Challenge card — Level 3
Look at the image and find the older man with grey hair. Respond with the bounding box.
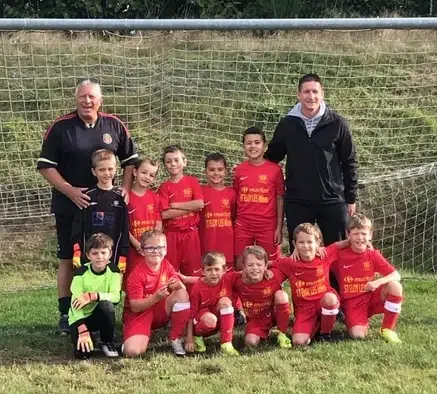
[37,79,138,333]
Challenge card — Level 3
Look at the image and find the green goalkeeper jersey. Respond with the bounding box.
[68,263,121,326]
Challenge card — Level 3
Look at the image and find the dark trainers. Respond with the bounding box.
[57,314,70,335]
[234,310,246,327]
[102,342,119,358]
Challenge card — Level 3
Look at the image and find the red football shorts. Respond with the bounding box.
[193,308,219,337]
[123,298,169,340]
[165,228,202,276]
[245,310,275,339]
[292,289,340,337]
[234,221,279,259]
[342,288,385,329]
[123,247,144,291]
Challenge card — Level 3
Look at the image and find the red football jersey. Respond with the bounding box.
[189,272,237,319]
[231,269,285,319]
[124,259,179,314]
[233,160,284,228]
[199,185,236,262]
[273,245,338,305]
[331,248,395,301]
[158,175,203,231]
[128,189,161,241]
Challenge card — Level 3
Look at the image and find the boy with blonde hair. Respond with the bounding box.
[331,214,403,343]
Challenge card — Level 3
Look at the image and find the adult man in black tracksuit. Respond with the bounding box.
[265,73,358,250]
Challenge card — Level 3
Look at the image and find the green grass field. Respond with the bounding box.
[0,273,436,394]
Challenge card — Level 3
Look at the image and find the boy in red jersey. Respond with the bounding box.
[126,158,162,281]
[122,230,190,357]
[233,127,284,269]
[184,251,239,356]
[158,145,204,279]
[199,153,236,271]
[331,214,403,343]
[234,246,291,349]
[274,223,344,346]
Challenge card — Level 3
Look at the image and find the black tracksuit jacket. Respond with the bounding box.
[264,107,358,205]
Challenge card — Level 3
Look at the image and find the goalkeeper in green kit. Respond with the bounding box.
[68,233,121,359]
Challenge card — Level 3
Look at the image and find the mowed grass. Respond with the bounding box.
[0,277,436,394]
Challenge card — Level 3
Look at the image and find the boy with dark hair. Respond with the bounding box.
[68,233,121,359]
[233,127,284,268]
[158,145,204,280]
[71,149,129,273]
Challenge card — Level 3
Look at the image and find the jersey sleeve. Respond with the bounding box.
[274,165,285,196]
[229,188,237,219]
[272,257,291,277]
[325,244,339,265]
[190,177,203,200]
[189,284,201,320]
[158,183,170,211]
[153,193,162,222]
[69,275,87,322]
[114,118,138,168]
[98,269,122,303]
[126,270,145,301]
[372,250,396,276]
[271,268,287,285]
[232,167,240,193]
[36,122,61,170]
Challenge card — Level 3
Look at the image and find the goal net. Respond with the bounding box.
[1,29,437,281]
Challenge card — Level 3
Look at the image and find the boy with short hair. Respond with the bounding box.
[71,149,129,273]
[122,230,190,357]
[68,233,121,359]
[184,251,239,356]
[331,214,403,343]
[235,246,291,349]
[158,145,204,278]
[233,127,284,268]
[274,223,343,346]
[199,152,236,271]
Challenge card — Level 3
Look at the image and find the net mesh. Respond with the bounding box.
[1,29,437,283]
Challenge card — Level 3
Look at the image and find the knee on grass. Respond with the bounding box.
[122,336,149,358]
[292,334,310,347]
[349,326,367,340]
[245,334,261,347]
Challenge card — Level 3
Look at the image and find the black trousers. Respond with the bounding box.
[70,300,115,358]
[285,201,347,291]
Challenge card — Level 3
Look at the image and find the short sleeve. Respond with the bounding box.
[36,122,61,169]
[126,270,144,301]
[274,165,285,196]
[190,177,203,200]
[153,193,162,222]
[189,285,201,319]
[372,250,396,276]
[158,182,170,210]
[114,118,138,168]
[325,244,339,265]
[271,268,286,286]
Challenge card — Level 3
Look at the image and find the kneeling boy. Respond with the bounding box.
[68,233,121,359]
[122,230,190,357]
[331,214,403,343]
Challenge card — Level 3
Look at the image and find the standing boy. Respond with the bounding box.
[158,145,204,277]
[71,149,129,273]
[233,127,284,269]
[122,230,190,357]
[331,214,403,343]
[68,233,121,359]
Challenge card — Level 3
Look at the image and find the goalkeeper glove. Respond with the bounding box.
[118,256,127,273]
[77,324,94,353]
[72,243,82,268]
[72,292,99,310]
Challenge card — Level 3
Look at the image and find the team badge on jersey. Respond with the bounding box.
[363,261,371,271]
[316,266,323,276]
[258,174,268,184]
[148,204,154,212]
[219,288,228,298]
[221,198,230,209]
[262,287,272,296]
[112,200,119,207]
[160,274,167,283]
[183,188,192,198]
[102,133,112,144]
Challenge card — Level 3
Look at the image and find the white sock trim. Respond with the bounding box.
[172,302,190,312]
[321,307,339,316]
[220,306,234,315]
[384,300,402,313]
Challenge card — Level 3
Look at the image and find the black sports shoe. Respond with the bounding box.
[102,342,119,358]
[336,309,345,324]
[57,314,70,335]
[234,309,246,327]
[318,333,334,342]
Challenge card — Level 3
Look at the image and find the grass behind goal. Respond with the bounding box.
[1,30,437,276]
